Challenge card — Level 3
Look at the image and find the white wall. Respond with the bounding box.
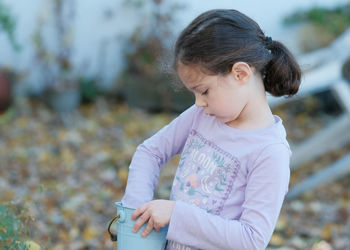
[1,0,143,93]
[0,0,348,94]
[175,0,349,54]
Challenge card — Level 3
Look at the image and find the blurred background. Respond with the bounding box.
[1,0,350,249]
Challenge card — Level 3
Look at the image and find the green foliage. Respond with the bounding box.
[79,77,100,104]
[284,4,350,37]
[0,0,19,50]
[0,203,29,249]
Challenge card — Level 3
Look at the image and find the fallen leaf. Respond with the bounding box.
[118,168,129,188]
[24,240,41,250]
[83,226,98,241]
[311,240,333,250]
[269,233,285,246]
[321,224,333,241]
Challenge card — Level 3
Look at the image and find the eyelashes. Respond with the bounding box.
[201,89,208,95]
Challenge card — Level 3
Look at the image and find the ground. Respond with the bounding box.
[0,95,350,249]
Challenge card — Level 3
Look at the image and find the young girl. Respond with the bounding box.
[121,9,301,250]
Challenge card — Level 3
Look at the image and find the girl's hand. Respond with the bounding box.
[131,199,175,237]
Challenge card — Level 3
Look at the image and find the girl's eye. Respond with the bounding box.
[201,89,208,95]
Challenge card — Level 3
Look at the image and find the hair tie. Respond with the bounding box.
[265,36,273,47]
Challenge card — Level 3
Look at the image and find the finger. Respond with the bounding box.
[142,217,154,237]
[132,211,150,233]
[153,220,161,233]
[132,204,147,220]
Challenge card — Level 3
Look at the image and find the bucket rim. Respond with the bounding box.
[114,201,135,210]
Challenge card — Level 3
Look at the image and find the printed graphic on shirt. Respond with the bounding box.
[170,129,241,215]
[166,240,198,250]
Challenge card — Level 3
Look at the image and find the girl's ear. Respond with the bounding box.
[231,62,252,83]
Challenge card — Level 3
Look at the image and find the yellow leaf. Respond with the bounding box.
[69,227,79,240]
[51,244,65,250]
[59,229,70,242]
[269,233,285,246]
[275,217,288,231]
[118,168,129,187]
[83,226,98,241]
[321,224,333,241]
[24,240,41,250]
[15,117,28,129]
[62,208,74,220]
[0,189,14,202]
[101,114,115,126]
[38,150,52,163]
[61,147,75,165]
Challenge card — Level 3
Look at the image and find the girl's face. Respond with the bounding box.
[177,63,250,126]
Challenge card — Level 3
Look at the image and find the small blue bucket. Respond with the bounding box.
[108,202,168,250]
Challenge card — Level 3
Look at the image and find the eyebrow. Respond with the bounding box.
[190,84,203,91]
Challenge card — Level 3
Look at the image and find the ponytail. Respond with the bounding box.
[263,40,301,97]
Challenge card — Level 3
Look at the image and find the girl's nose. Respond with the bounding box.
[195,93,207,107]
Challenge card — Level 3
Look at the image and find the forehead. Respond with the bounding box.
[177,63,207,85]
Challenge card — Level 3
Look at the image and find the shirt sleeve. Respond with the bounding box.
[121,105,199,209]
[166,143,291,250]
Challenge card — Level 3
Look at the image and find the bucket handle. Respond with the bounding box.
[108,214,120,242]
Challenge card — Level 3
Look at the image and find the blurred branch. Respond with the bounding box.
[116,0,193,113]
[32,0,77,92]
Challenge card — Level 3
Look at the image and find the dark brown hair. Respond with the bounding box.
[173,9,301,97]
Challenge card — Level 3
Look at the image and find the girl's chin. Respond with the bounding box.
[215,116,229,122]
[208,113,234,123]
[217,117,235,124]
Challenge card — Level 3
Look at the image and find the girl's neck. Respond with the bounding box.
[226,82,274,130]
[226,105,274,130]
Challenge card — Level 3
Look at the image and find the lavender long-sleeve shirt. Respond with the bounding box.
[121,105,291,250]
